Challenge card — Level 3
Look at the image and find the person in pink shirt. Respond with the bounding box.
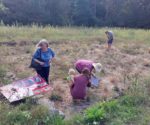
[70,68,91,100]
[75,59,102,88]
[75,59,102,74]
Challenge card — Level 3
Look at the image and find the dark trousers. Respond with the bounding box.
[36,66,50,84]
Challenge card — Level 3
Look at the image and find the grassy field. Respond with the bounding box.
[66,79,150,125]
[0,25,150,44]
[0,26,150,125]
[1,75,150,125]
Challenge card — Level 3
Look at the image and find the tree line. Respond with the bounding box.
[0,0,150,28]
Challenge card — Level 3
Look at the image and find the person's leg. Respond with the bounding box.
[36,69,44,78]
[43,67,50,84]
[108,43,111,50]
[36,68,48,83]
[107,39,113,51]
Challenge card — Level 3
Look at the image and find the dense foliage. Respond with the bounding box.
[0,0,150,28]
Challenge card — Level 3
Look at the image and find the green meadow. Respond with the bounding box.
[0,25,150,44]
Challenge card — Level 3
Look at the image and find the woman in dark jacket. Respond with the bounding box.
[33,39,55,84]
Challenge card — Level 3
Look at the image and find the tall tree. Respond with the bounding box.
[0,0,150,28]
[73,0,96,26]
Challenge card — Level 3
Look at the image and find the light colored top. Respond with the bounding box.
[107,31,113,40]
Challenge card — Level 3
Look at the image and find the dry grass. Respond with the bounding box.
[0,25,150,44]
[0,26,150,117]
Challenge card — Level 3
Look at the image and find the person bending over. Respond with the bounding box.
[75,59,101,75]
[105,31,114,51]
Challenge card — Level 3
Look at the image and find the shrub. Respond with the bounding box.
[0,101,64,125]
[50,93,63,102]
[64,115,85,125]
[0,66,7,84]
[6,110,31,125]
[0,67,6,78]
[83,97,140,125]
[84,100,118,124]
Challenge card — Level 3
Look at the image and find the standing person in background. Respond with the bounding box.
[105,31,114,51]
[32,39,55,84]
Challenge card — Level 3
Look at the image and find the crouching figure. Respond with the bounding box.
[70,68,91,100]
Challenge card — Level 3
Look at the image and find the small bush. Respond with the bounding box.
[50,93,63,102]
[0,66,7,84]
[84,100,118,124]
[0,67,6,78]
[0,100,64,125]
[83,97,140,125]
[64,115,85,125]
[7,110,31,125]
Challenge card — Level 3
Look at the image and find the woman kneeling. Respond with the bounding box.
[70,68,91,100]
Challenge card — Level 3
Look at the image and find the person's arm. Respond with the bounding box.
[87,75,91,87]
[106,34,109,39]
[70,77,75,88]
[70,75,74,83]
[34,59,44,65]
[33,49,44,65]
[51,58,55,62]
[87,81,91,87]
[49,48,55,63]
[91,71,96,78]
[51,49,55,58]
